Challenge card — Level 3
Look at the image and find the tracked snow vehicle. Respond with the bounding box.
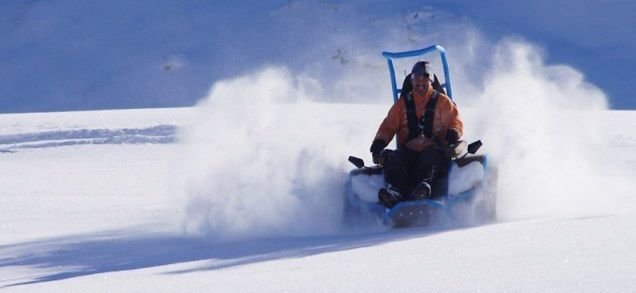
[345,45,497,228]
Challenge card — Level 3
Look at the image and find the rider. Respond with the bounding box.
[370,61,463,208]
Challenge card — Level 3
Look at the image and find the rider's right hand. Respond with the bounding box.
[370,139,387,165]
[372,152,385,165]
[370,139,387,154]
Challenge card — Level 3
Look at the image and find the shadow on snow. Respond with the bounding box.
[0,226,440,287]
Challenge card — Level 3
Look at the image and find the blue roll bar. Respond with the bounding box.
[382,45,453,102]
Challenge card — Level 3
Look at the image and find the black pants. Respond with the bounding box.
[383,147,450,198]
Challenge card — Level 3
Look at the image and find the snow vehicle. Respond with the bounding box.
[344,45,497,228]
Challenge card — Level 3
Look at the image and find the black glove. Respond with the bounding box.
[445,128,459,145]
[369,139,387,154]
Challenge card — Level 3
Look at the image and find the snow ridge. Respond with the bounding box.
[0,124,177,152]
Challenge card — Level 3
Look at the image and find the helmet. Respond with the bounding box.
[411,61,432,77]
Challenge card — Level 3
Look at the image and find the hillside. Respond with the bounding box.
[1,101,634,291]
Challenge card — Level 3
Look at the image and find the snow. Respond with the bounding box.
[1,1,634,112]
[447,161,485,196]
[351,173,383,203]
[1,98,635,291]
[1,1,635,291]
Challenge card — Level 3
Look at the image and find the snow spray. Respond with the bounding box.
[177,30,633,239]
[177,67,350,242]
[465,39,633,220]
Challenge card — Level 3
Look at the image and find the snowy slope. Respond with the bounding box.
[2,6,635,289]
[1,0,634,112]
[1,98,635,291]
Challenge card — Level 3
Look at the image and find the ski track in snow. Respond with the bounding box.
[0,124,178,152]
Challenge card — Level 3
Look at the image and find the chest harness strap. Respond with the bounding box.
[405,90,439,140]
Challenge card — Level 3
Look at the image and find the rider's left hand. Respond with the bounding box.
[445,128,459,145]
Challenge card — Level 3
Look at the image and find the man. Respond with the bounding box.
[370,61,463,208]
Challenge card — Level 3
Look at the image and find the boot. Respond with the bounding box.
[410,181,432,200]
[378,187,403,208]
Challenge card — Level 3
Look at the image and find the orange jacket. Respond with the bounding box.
[374,85,463,152]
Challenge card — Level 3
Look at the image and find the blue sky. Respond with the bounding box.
[0,0,634,113]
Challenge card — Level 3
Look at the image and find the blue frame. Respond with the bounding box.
[382,44,453,102]
[384,156,489,225]
[344,156,489,227]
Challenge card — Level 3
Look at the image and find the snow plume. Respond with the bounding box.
[178,67,348,242]
[469,39,632,220]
